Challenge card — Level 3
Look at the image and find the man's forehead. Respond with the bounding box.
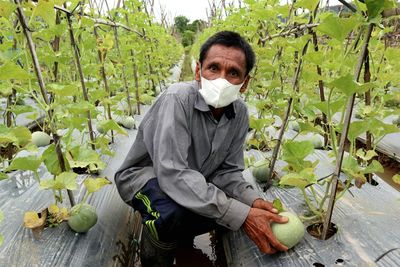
[203,44,246,67]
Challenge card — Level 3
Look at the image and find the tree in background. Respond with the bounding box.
[174,16,206,47]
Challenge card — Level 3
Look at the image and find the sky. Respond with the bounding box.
[151,0,342,23]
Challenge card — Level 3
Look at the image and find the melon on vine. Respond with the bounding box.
[251,159,271,183]
[32,131,51,147]
[271,211,305,249]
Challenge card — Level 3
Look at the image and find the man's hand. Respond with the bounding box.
[243,206,288,254]
[252,198,278,213]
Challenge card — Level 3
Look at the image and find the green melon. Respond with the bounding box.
[31,131,51,147]
[310,135,323,149]
[289,121,300,132]
[392,116,400,127]
[96,123,106,134]
[251,160,271,183]
[271,211,305,249]
[121,116,135,129]
[68,203,98,233]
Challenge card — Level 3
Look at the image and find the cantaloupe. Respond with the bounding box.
[392,116,400,127]
[32,131,51,147]
[121,116,135,129]
[96,123,106,134]
[251,160,271,183]
[271,211,305,249]
[310,135,323,149]
[289,121,300,132]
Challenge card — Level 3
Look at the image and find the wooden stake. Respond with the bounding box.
[322,23,374,240]
[15,0,75,207]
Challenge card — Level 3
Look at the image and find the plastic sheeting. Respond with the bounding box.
[0,105,156,266]
[223,149,400,267]
[332,111,400,162]
[0,125,141,266]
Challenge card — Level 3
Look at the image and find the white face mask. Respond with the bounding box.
[199,76,244,108]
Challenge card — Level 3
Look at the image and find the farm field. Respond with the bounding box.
[1,0,400,266]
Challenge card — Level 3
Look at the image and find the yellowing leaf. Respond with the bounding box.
[40,172,77,191]
[60,207,69,219]
[84,177,111,194]
[0,1,16,17]
[392,174,400,185]
[48,204,59,215]
[24,211,46,229]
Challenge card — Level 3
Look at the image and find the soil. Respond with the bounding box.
[307,222,338,240]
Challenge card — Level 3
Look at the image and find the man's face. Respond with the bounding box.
[195,44,249,92]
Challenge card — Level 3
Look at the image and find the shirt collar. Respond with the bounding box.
[194,81,236,120]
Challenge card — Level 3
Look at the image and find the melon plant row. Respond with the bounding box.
[192,0,400,237]
[0,0,183,240]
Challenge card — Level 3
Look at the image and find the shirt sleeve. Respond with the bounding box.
[209,107,261,206]
[142,93,250,231]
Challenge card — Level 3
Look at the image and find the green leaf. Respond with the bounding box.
[83,177,111,194]
[6,156,41,172]
[280,168,317,189]
[40,171,77,191]
[328,74,358,97]
[32,0,55,27]
[296,0,319,11]
[0,172,8,180]
[364,160,384,174]
[0,62,31,80]
[0,1,16,17]
[365,0,384,20]
[317,14,358,42]
[48,83,79,97]
[273,199,284,213]
[348,121,369,141]
[282,140,314,162]
[12,127,32,148]
[42,144,70,175]
[393,174,400,185]
[356,149,377,161]
[67,146,106,171]
[9,105,35,116]
[98,120,128,136]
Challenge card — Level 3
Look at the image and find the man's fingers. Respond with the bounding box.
[269,213,289,224]
[266,232,288,252]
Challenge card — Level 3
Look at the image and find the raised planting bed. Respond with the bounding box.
[223,149,400,267]
[0,117,145,267]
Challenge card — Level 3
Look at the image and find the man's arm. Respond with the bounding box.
[209,105,289,254]
[143,92,250,230]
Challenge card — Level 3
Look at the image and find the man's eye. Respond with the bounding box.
[209,66,217,71]
[230,70,239,77]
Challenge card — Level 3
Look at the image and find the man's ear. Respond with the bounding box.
[195,61,201,82]
[239,75,251,93]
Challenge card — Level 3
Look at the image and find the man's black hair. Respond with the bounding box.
[199,31,256,75]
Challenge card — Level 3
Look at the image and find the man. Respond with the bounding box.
[114,31,288,267]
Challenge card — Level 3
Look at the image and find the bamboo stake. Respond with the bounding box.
[15,0,75,207]
[104,2,134,117]
[64,4,96,150]
[53,5,146,39]
[363,52,373,183]
[93,26,115,143]
[322,23,374,240]
[268,40,311,182]
[124,11,141,115]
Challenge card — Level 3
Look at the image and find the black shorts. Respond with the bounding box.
[130,177,220,243]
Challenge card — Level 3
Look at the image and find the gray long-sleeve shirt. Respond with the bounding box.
[114,80,261,230]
